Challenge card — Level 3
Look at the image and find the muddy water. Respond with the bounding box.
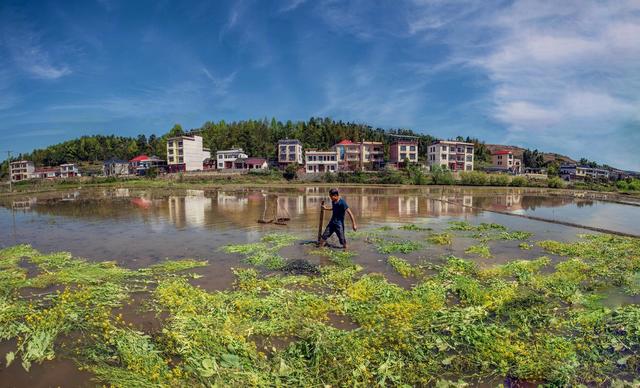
[0,186,639,387]
[2,186,639,262]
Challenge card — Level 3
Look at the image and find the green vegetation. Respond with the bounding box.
[427,232,453,245]
[398,223,431,231]
[2,231,640,386]
[448,221,532,242]
[222,233,298,270]
[465,244,492,258]
[617,178,640,192]
[387,256,423,278]
[371,238,423,254]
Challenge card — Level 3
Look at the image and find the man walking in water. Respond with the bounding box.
[318,188,357,250]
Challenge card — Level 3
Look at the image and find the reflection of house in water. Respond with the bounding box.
[397,196,419,216]
[278,195,304,215]
[425,194,475,217]
[168,191,212,228]
[61,191,80,201]
[113,188,131,198]
[12,197,38,211]
[216,192,248,210]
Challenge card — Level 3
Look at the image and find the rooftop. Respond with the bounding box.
[130,155,149,162]
[492,150,512,155]
[245,157,267,165]
[335,139,354,145]
[278,139,302,145]
[433,140,475,146]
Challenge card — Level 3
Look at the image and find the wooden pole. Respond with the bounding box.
[317,200,325,242]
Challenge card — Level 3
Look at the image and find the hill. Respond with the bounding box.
[1,117,618,178]
[485,144,576,165]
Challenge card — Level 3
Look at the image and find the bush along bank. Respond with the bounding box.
[4,168,639,196]
[1,223,639,386]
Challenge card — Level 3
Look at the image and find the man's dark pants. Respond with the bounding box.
[321,222,346,246]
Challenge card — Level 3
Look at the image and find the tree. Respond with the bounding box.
[167,124,184,137]
[523,149,545,168]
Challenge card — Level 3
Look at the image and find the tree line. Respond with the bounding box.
[2,117,548,176]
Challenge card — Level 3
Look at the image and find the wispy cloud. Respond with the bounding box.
[402,0,640,169]
[201,67,237,96]
[278,0,308,13]
[1,8,72,80]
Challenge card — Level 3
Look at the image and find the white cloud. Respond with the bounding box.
[1,10,72,80]
[279,0,308,13]
[424,0,640,169]
[201,67,237,96]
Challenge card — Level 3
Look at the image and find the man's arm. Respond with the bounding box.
[346,208,357,231]
[323,205,333,211]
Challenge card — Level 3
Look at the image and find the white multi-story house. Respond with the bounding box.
[389,140,419,166]
[278,139,303,168]
[216,148,248,170]
[305,150,339,174]
[59,163,79,178]
[9,160,35,182]
[332,140,384,171]
[103,158,130,176]
[166,135,211,172]
[560,164,610,181]
[427,140,474,172]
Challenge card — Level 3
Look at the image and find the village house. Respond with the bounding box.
[166,135,211,172]
[233,157,268,170]
[34,167,59,179]
[103,158,130,177]
[560,164,610,181]
[9,160,35,182]
[216,148,248,170]
[490,150,522,174]
[305,150,339,174]
[59,163,79,178]
[389,140,419,167]
[129,155,166,176]
[426,140,474,172]
[332,140,384,171]
[278,139,303,168]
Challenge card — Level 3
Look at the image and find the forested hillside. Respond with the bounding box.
[2,117,584,176]
[8,118,441,167]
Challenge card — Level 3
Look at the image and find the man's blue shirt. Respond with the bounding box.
[330,198,349,225]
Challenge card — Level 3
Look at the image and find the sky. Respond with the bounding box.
[0,0,639,170]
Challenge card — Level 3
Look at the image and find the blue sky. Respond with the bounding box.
[1,0,639,170]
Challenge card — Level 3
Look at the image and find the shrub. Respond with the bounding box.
[460,171,488,186]
[489,174,510,186]
[430,165,454,185]
[510,176,528,187]
[379,169,404,185]
[283,163,299,180]
[547,177,565,189]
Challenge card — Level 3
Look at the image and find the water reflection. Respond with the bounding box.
[0,186,634,235]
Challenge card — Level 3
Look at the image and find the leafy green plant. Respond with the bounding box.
[465,244,492,258]
[427,232,453,245]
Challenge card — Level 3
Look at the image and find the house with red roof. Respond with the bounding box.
[129,155,167,176]
[491,150,522,174]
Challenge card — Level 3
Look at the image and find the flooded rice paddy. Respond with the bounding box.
[0,186,639,386]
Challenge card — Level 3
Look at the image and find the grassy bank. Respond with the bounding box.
[2,170,639,202]
[1,221,639,386]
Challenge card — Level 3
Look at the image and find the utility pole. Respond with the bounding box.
[6,151,11,192]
